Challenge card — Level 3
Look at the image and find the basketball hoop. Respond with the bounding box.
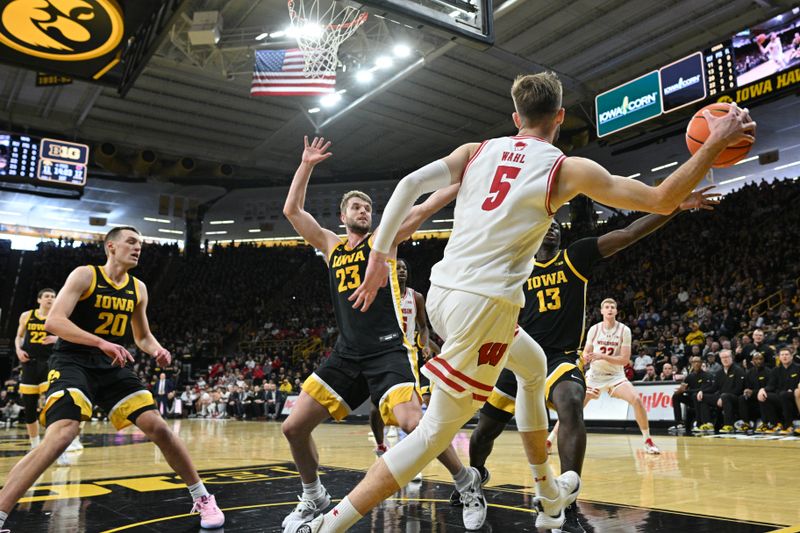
[287,0,368,79]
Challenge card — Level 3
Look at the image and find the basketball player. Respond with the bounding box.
[281,137,465,530]
[370,258,430,457]
[757,32,787,71]
[463,187,716,531]
[15,288,83,465]
[0,227,224,531]
[286,72,753,533]
[15,289,58,449]
[574,299,658,451]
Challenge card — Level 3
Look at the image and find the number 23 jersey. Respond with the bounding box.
[328,235,405,358]
[54,265,139,368]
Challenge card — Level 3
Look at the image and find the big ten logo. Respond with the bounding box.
[638,391,672,412]
[48,143,83,160]
[0,0,124,61]
[477,342,508,367]
[47,369,61,384]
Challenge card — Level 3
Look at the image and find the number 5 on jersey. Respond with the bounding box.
[482,166,521,211]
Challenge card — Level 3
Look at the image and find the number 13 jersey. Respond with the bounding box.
[430,136,565,307]
[518,238,602,354]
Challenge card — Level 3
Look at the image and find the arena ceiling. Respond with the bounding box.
[0,0,798,241]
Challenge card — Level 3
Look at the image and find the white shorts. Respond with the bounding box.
[585,369,628,393]
[423,285,518,406]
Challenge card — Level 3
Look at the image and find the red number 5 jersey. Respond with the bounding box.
[430,136,565,307]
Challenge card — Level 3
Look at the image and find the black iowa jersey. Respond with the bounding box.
[518,238,602,354]
[22,309,53,360]
[328,234,405,358]
[54,265,139,368]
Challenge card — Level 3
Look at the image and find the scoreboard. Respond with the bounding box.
[0,133,89,187]
[703,41,736,98]
[595,7,799,137]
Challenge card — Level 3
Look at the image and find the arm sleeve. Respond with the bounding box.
[371,160,453,254]
[565,238,602,278]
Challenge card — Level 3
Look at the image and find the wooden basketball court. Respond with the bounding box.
[1,420,797,531]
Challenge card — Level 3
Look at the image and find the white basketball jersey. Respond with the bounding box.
[430,136,565,306]
[399,287,417,344]
[586,321,632,374]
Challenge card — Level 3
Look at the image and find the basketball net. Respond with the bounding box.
[287,0,367,79]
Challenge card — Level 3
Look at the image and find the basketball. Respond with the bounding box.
[755,33,767,45]
[686,102,754,168]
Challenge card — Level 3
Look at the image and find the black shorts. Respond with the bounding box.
[20,358,50,396]
[303,347,418,425]
[41,354,156,430]
[481,351,586,423]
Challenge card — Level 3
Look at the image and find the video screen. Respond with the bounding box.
[733,7,800,87]
[0,135,8,176]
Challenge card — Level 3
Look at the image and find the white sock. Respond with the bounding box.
[0,510,7,527]
[642,429,650,440]
[188,481,210,500]
[302,478,324,499]
[323,496,362,531]
[453,465,471,492]
[531,461,558,500]
[30,435,41,448]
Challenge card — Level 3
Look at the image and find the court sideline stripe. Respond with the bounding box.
[99,498,534,532]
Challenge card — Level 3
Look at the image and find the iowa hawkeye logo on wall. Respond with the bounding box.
[0,0,123,71]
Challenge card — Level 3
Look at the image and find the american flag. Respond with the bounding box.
[250,49,336,97]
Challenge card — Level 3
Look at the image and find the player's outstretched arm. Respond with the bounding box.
[283,136,342,257]
[131,280,170,367]
[14,311,31,362]
[551,104,754,215]
[45,266,133,366]
[596,185,719,257]
[393,183,460,245]
[351,143,477,311]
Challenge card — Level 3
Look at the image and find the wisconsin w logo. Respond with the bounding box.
[0,0,123,61]
[477,342,508,367]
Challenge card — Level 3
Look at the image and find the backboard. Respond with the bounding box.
[359,0,493,48]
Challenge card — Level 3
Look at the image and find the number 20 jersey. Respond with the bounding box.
[54,265,139,368]
[430,136,565,307]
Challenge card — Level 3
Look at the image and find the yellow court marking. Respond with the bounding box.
[100,498,534,532]
[770,526,800,533]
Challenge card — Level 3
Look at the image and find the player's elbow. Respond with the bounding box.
[650,194,676,215]
[44,316,63,335]
[282,203,299,219]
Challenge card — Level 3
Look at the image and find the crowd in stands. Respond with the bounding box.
[3,178,800,430]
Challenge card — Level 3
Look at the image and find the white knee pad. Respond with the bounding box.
[505,330,548,432]
[383,388,475,486]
